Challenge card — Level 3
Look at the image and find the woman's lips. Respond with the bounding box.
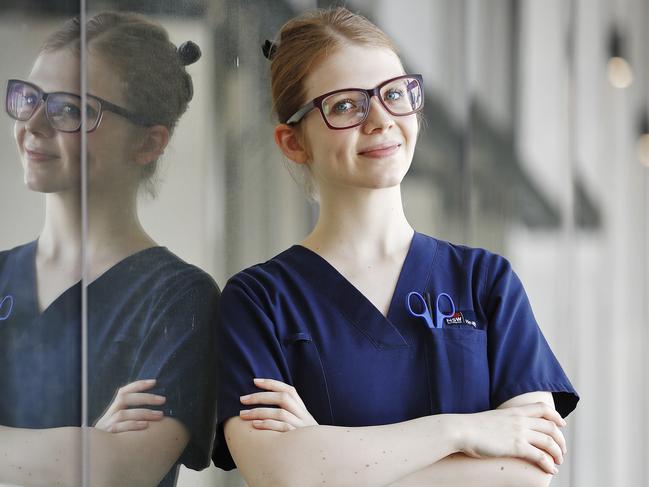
[358,143,401,158]
[25,149,58,161]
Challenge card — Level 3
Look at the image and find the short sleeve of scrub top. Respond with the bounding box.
[212,233,579,470]
[119,273,219,470]
[482,254,577,415]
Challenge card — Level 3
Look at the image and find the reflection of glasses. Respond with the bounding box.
[286,74,424,130]
[5,79,152,133]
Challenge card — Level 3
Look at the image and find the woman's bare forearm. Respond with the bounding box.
[226,414,463,487]
[0,419,188,487]
[0,425,82,486]
[386,453,554,487]
[228,397,566,487]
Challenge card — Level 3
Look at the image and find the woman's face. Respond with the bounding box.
[14,48,143,195]
[299,45,419,194]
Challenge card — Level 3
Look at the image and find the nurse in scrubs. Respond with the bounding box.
[210,7,579,487]
[0,12,217,487]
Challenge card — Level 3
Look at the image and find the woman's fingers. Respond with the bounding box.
[112,408,164,423]
[253,378,307,408]
[97,408,164,433]
[527,430,564,465]
[251,419,295,432]
[116,379,157,394]
[240,391,301,417]
[240,407,301,427]
[252,378,293,392]
[112,392,166,409]
[519,402,566,427]
[95,379,166,434]
[529,417,567,454]
[106,420,150,434]
[240,379,319,430]
[517,442,558,475]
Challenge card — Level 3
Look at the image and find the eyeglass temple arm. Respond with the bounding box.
[99,98,152,127]
[286,101,315,125]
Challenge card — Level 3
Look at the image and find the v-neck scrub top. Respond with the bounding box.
[0,241,219,486]
[212,232,579,469]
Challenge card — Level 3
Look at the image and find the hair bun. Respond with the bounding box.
[262,39,278,60]
[178,40,201,66]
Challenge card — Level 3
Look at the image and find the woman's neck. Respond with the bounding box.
[302,184,414,260]
[39,189,155,272]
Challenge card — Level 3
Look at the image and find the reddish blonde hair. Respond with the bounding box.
[269,7,398,124]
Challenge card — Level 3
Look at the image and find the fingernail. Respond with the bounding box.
[137,421,149,428]
[553,467,559,474]
[146,379,156,384]
[253,378,264,383]
[239,409,250,416]
[252,420,263,426]
[156,396,166,403]
[240,395,250,401]
[153,410,163,416]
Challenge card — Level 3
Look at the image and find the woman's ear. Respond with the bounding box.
[135,125,170,166]
[274,124,309,164]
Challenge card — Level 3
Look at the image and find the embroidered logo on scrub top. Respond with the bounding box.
[0,295,14,320]
[444,311,477,328]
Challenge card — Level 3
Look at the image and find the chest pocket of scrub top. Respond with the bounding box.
[427,321,490,414]
[282,332,333,425]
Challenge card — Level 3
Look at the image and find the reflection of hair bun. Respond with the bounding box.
[177,41,201,66]
[262,39,278,60]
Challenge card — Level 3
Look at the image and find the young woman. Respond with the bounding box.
[0,12,217,487]
[211,7,578,487]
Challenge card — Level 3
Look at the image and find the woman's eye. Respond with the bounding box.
[384,89,404,101]
[24,94,38,106]
[62,104,81,118]
[333,100,355,113]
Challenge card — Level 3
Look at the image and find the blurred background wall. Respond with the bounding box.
[0,0,647,486]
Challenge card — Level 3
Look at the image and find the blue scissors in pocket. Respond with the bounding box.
[405,291,456,329]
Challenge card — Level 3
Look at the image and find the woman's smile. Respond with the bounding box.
[24,146,59,162]
[357,141,402,158]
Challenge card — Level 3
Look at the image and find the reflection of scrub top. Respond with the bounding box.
[0,241,219,487]
[212,232,579,469]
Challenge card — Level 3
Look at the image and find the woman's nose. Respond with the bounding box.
[362,96,394,133]
[24,101,54,136]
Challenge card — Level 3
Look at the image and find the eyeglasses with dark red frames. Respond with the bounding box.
[5,79,153,133]
[285,74,424,130]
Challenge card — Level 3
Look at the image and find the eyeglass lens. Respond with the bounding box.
[321,76,422,129]
[7,81,101,132]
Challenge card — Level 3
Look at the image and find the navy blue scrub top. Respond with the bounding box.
[0,241,219,487]
[213,232,579,470]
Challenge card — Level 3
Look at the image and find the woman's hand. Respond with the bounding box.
[456,402,567,475]
[239,378,318,432]
[94,379,166,433]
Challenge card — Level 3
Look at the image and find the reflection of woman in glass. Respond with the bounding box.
[0,12,217,487]
[212,7,578,486]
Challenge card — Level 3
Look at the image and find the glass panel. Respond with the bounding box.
[0,1,83,485]
[81,3,222,486]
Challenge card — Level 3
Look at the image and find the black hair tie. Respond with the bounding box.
[262,39,278,60]
[178,40,202,66]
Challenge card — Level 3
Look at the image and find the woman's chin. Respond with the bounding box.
[360,171,407,190]
[24,176,76,194]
